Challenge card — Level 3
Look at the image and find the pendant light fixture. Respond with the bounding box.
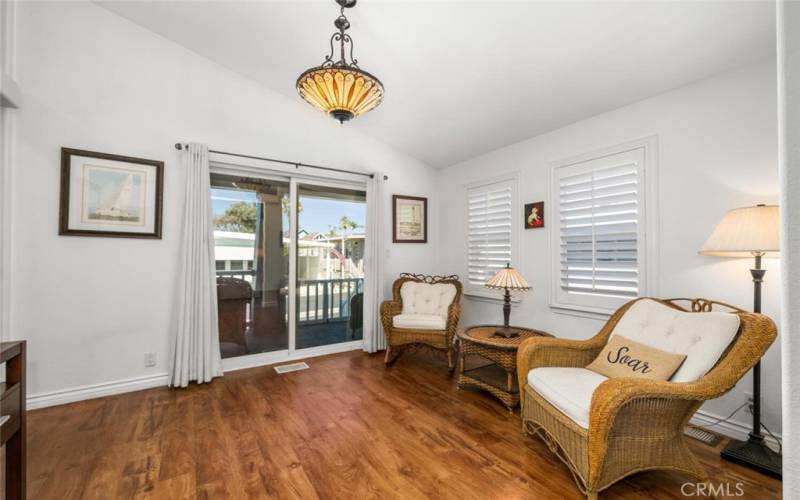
[296,0,384,123]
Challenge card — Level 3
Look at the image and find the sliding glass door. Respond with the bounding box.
[211,173,290,359]
[210,172,366,360]
[296,183,366,349]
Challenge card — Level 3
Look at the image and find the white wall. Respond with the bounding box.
[779,0,800,491]
[437,60,782,436]
[1,0,19,344]
[11,1,439,400]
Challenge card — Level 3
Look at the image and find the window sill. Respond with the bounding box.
[549,302,613,321]
[464,289,523,304]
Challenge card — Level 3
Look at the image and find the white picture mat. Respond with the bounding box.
[67,155,157,233]
[395,198,425,240]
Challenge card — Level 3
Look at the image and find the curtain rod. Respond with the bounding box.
[174,143,387,180]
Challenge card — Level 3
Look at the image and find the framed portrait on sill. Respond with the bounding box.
[392,195,427,243]
[59,148,164,238]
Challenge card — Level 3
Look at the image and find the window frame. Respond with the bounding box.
[464,172,520,300]
[549,137,659,317]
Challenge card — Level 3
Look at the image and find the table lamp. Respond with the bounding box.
[699,203,781,478]
[484,263,531,338]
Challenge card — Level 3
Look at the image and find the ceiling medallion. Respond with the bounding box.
[296,0,384,123]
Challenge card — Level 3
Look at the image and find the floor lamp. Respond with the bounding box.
[699,204,781,478]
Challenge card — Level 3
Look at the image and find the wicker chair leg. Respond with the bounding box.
[586,491,598,500]
[384,346,392,365]
[447,347,455,373]
[384,345,402,366]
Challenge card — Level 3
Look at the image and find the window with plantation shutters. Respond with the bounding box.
[466,176,517,296]
[551,143,654,315]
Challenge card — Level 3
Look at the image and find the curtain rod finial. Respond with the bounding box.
[174,143,184,150]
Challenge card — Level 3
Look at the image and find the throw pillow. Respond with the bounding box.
[587,335,687,381]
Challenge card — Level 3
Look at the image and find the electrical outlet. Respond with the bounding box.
[144,352,157,367]
[745,392,755,414]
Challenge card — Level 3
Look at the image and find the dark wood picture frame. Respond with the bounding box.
[524,201,545,229]
[392,195,428,243]
[59,148,164,239]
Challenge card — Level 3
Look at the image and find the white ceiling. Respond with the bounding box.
[98,1,776,168]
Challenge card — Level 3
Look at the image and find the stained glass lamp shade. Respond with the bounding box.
[297,67,384,123]
[484,264,531,338]
[296,0,384,123]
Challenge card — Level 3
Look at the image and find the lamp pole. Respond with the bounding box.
[502,288,512,329]
[750,253,765,443]
[719,252,781,478]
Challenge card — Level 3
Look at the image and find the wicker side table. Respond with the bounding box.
[456,325,552,413]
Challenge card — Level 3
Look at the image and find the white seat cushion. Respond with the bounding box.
[400,282,457,318]
[527,367,608,429]
[611,299,740,382]
[392,313,446,330]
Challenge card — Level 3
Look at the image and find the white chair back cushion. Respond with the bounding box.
[611,299,740,383]
[400,282,457,318]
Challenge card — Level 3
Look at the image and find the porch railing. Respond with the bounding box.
[298,278,363,323]
[215,271,362,324]
[216,269,256,283]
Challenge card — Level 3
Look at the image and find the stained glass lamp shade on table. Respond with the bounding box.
[484,264,531,338]
[699,203,781,478]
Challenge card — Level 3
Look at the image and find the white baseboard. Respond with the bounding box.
[690,410,781,452]
[27,372,169,410]
[27,341,365,410]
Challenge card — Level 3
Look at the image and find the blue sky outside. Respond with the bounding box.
[211,188,365,235]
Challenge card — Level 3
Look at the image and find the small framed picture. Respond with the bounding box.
[59,148,164,238]
[392,195,427,243]
[524,201,544,229]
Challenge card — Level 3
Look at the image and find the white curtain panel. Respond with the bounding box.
[363,173,386,353]
[170,143,223,387]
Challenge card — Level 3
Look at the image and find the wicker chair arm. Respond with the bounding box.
[589,378,717,430]
[380,300,402,315]
[516,336,605,396]
[446,301,461,329]
[593,377,720,406]
[586,377,722,482]
[380,300,402,338]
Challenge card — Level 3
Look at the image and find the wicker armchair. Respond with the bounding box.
[517,297,777,499]
[380,273,462,370]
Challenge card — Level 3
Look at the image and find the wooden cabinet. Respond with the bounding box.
[1,341,26,500]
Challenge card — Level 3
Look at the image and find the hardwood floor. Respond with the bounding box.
[28,350,782,499]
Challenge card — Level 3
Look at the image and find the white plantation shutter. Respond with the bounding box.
[467,178,516,291]
[552,145,650,313]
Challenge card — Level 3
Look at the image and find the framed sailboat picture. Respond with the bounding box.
[59,148,164,238]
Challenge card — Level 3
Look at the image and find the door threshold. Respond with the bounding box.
[221,340,363,372]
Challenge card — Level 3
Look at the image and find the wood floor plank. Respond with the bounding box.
[27,350,782,499]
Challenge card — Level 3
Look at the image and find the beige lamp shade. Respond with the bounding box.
[485,264,531,290]
[699,204,780,257]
